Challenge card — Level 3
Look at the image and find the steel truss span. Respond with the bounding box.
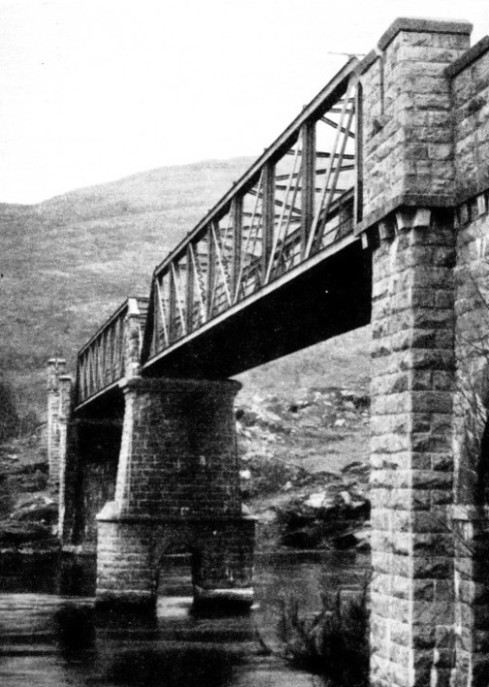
[76,59,369,410]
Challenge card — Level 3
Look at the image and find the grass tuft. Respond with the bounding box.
[277,583,369,686]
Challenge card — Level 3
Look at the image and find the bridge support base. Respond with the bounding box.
[94,376,255,612]
[95,510,255,611]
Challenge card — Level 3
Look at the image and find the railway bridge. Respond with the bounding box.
[47,18,489,687]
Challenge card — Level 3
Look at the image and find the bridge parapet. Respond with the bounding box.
[76,296,148,409]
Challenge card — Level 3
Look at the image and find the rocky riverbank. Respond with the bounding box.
[0,433,59,551]
[0,386,370,554]
[237,387,370,552]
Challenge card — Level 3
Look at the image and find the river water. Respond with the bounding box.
[0,551,368,687]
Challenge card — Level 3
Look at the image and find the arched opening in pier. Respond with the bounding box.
[156,539,195,614]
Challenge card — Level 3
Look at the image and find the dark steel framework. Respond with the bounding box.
[76,58,364,409]
[77,297,148,407]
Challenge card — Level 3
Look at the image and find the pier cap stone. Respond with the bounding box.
[97,500,122,521]
[445,34,489,77]
[47,357,66,366]
[378,17,473,51]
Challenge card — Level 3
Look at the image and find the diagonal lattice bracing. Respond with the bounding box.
[76,58,362,407]
[141,60,361,368]
[76,297,148,407]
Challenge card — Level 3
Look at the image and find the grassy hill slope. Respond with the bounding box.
[0,157,370,418]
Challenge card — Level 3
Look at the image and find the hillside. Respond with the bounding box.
[0,157,371,553]
[0,156,370,418]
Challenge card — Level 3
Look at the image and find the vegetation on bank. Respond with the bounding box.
[273,583,369,686]
[0,379,19,444]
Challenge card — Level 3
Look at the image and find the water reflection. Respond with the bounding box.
[54,606,96,660]
[0,551,368,687]
[104,647,237,687]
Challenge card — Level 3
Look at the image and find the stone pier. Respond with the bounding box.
[368,208,456,687]
[46,358,72,490]
[357,17,474,687]
[96,377,255,610]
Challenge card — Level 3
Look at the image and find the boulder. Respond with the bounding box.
[10,496,58,525]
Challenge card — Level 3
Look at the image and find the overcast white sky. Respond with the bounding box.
[0,0,488,204]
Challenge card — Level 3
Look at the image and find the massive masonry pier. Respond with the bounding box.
[47,17,489,687]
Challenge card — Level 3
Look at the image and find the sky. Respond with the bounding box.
[0,0,488,204]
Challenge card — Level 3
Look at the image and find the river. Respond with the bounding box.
[0,551,368,687]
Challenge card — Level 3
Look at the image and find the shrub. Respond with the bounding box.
[0,379,18,442]
[277,584,369,686]
[18,409,40,438]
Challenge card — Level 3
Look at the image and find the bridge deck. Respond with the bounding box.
[75,58,370,411]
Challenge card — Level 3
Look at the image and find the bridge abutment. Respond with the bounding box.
[369,208,456,687]
[95,377,254,610]
[359,17,474,687]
